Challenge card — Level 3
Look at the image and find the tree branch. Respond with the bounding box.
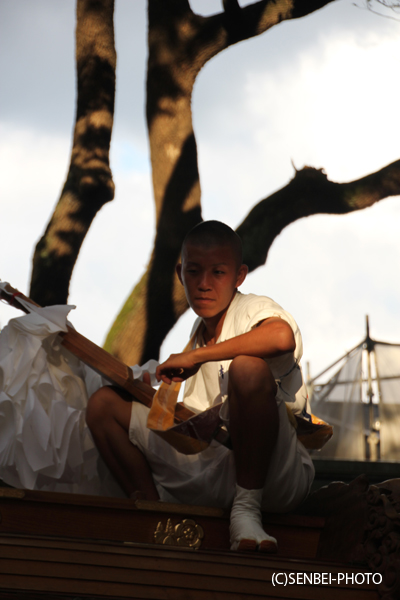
[237,159,400,271]
[189,0,337,65]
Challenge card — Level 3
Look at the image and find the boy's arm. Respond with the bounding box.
[156,317,295,384]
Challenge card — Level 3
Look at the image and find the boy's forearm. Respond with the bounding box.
[193,320,295,366]
[156,319,296,384]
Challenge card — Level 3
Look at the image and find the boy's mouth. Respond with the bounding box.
[195,297,215,305]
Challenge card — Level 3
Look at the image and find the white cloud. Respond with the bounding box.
[0,125,70,288]
[244,30,400,181]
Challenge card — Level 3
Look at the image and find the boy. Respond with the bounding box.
[86,221,314,552]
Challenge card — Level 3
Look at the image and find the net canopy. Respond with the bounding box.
[308,328,400,461]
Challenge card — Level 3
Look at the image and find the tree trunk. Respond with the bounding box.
[30,0,116,306]
[104,0,204,363]
[105,0,341,365]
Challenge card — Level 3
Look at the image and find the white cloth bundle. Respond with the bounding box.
[0,286,157,496]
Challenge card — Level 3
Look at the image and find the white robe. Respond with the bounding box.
[128,292,315,510]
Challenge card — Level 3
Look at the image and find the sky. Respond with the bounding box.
[1,0,399,379]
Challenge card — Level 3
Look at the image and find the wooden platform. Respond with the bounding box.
[0,486,386,599]
[0,488,324,559]
[0,534,380,600]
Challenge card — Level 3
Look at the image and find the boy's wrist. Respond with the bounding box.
[193,346,211,366]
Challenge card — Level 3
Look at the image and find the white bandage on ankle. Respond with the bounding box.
[229,485,277,552]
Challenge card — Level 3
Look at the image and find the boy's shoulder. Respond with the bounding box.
[229,292,303,360]
[230,291,289,321]
[232,291,281,311]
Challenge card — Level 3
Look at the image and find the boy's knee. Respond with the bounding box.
[86,387,115,430]
[229,356,277,398]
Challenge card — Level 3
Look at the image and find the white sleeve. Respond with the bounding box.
[234,295,303,362]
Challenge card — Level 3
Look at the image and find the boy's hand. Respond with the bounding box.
[156,351,201,385]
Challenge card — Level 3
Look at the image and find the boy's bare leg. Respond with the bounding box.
[228,355,279,488]
[227,355,279,552]
[86,387,160,501]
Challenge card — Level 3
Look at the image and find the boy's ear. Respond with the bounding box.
[236,264,248,288]
[176,263,183,284]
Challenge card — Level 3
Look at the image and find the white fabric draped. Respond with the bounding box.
[0,287,158,496]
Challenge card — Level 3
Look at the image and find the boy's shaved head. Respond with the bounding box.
[182,221,243,267]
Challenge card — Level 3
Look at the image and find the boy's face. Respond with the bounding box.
[177,242,248,322]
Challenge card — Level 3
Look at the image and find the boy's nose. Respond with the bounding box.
[198,273,211,290]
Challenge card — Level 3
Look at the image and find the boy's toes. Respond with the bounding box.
[232,537,278,553]
[237,538,258,552]
[259,539,278,553]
